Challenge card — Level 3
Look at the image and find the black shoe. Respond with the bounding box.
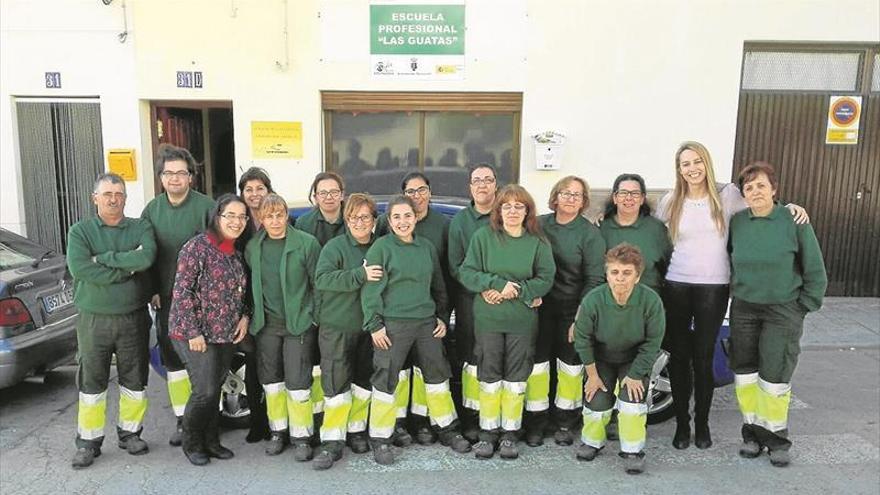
[265,432,288,456]
[621,452,645,475]
[348,433,370,454]
[524,429,544,447]
[71,447,100,469]
[694,423,712,449]
[246,423,270,444]
[415,426,437,445]
[169,417,184,447]
[554,427,574,446]
[312,447,342,470]
[576,443,601,461]
[292,442,314,462]
[462,425,480,444]
[442,434,472,454]
[118,435,149,455]
[498,439,519,459]
[473,440,495,459]
[392,423,413,448]
[738,441,762,458]
[769,449,791,467]
[373,443,395,465]
[205,444,234,460]
[673,423,691,450]
[184,449,211,466]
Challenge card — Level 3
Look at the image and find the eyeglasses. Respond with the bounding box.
[404,186,430,197]
[262,212,287,221]
[348,215,374,225]
[501,203,527,212]
[470,177,496,186]
[557,191,584,201]
[615,190,644,199]
[98,192,126,200]
[316,189,341,199]
[160,170,191,178]
[219,213,249,222]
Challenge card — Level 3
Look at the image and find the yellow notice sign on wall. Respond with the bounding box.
[251,121,303,158]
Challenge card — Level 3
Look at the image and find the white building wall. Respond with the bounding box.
[1,0,878,235]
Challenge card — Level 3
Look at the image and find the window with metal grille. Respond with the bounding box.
[741,51,862,91]
[872,53,880,93]
[322,92,521,199]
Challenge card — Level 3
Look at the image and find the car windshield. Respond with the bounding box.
[0,241,37,270]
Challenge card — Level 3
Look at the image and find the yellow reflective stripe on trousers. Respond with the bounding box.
[166,369,191,417]
[369,389,396,439]
[581,407,612,448]
[735,372,759,425]
[78,390,107,440]
[348,384,371,433]
[461,362,480,411]
[479,380,502,430]
[617,400,647,453]
[501,380,526,431]
[263,382,289,432]
[411,367,428,417]
[525,361,550,412]
[118,386,148,433]
[287,388,314,438]
[555,358,584,410]
[756,377,792,432]
[394,369,411,418]
[311,365,324,414]
[320,391,352,442]
[425,380,457,428]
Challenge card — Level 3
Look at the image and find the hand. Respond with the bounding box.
[500,281,520,300]
[529,297,542,308]
[567,323,575,343]
[622,376,645,403]
[584,373,607,403]
[481,289,503,305]
[786,203,810,224]
[233,316,249,344]
[189,335,207,353]
[151,294,161,310]
[363,261,384,282]
[371,327,392,350]
[433,318,447,338]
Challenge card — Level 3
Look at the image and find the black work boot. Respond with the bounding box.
[182,428,210,466]
[204,416,234,460]
[348,432,370,454]
[673,420,691,450]
[71,446,101,470]
[265,431,288,456]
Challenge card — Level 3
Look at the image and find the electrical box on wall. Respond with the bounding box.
[108,149,137,181]
[533,131,565,170]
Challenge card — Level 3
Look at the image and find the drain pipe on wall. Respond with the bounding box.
[275,0,290,71]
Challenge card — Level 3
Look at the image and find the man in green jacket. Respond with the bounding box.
[140,144,214,446]
[67,173,157,469]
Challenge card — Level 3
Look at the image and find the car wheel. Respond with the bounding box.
[647,350,675,425]
[219,352,251,429]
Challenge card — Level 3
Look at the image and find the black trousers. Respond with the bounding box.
[662,281,728,426]
[172,340,235,452]
[528,299,581,433]
[155,302,185,373]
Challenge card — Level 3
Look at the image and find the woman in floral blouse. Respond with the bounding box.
[169,194,250,466]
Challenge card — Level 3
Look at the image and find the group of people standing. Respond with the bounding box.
[67,140,827,475]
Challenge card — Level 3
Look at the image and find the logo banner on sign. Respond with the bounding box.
[825,96,861,145]
[370,1,465,80]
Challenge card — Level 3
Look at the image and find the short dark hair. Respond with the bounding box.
[605,242,644,275]
[308,172,345,205]
[155,143,197,175]
[207,193,246,240]
[93,172,126,194]
[738,162,778,194]
[238,167,274,195]
[468,162,496,181]
[386,195,416,215]
[401,171,431,191]
[603,173,652,218]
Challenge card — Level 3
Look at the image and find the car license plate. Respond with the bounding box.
[43,287,74,314]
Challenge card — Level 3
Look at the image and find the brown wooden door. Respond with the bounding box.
[733,47,880,296]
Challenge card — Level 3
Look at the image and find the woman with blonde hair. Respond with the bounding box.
[654,141,808,451]
[459,184,556,460]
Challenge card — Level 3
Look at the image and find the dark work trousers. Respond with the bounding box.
[172,339,235,453]
[730,298,806,452]
[155,302,185,373]
[320,329,374,397]
[662,281,729,428]
[526,299,581,435]
[475,331,535,443]
[75,308,151,449]
[256,322,316,391]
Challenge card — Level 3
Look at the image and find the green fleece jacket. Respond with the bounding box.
[539,214,607,303]
[294,207,345,247]
[315,229,374,333]
[140,190,214,299]
[245,226,321,336]
[66,216,156,314]
[458,227,556,335]
[448,204,491,288]
[599,215,672,292]
[361,234,447,333]
[574,283,666,380]
[729,204,827,311]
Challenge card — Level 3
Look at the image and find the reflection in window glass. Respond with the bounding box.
[330,112,419,195]
[424,113,514,197]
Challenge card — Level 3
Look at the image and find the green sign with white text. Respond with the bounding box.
[370,4,465,55]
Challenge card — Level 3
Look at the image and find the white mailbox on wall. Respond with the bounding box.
[533,131,565,170]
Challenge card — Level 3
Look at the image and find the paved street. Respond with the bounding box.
[1,298,878,495]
